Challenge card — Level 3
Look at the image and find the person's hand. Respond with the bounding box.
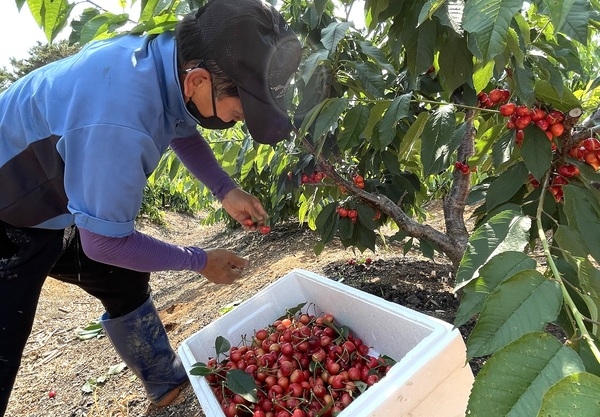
[221,187,268,231]
[200,248,249,284]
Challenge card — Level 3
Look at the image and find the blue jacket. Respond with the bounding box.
[0,32,199,237]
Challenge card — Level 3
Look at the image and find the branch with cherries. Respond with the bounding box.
[476,88,596,202]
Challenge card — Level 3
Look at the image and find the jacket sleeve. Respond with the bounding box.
[79,227,207,272]
[170,132,238,201]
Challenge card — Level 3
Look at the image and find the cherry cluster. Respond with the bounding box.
[346,257,373,266]
[536,137,600,202]
[568,137,600,171]
[454,161,472,175]
[499,102,565,148]
[477,88,510,109]
[203,312,393,417]
[301,172,325,184]
[243,219,271,234]
[351,174,365,189]
[336,206,358,223]
[530,167,579,202]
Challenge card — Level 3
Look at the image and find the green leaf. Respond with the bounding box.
[485,162,528,211]
[563,185,600,265]
[455,209,531,290]
[354,62,386,97]
[26,0,73,42]
[472,123,505,167]
[320,21,352,54]
[338,217,354,240]
[554,225,589,258]
[473,60,496,95]
[421,104,456,176]
[226,369,258,403]
[414,18,437,76]
[313,98,348,144]
[505,26,525,66]
[356,223,377,252]
[218,300,243,315]
[512,64,536,106]
[356,204,379,230]
[357,40,396,74]
[107,362,127,375]
[285,302,307,317]
[438,32,474,93]
[463,0,522,61]
[467,332,585,417]
[569,256,600,336]
[80,13,129,45]
[189,362,211,376]
[76,321,104,340]
[538,372,600,417]
[418,0,446,26]
[338,105,369,150]
[542,0,590,45]
[466,270,562,358]
[491,129,515,168]
[301,49,330,85]
[378,94,411,148]
[215,336,230,356]
[363,101,391,139]
[454,251,536,327]
[315,202,339,245]
[520,126,553,181]
[534,80,581,113]
[399,112,428,161]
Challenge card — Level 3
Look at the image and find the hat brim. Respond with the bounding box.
[239,87,293,145]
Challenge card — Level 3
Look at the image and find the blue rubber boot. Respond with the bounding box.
[100,296,188,406]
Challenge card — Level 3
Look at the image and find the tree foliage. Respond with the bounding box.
[11,0,600,415]
[0,40,80,90]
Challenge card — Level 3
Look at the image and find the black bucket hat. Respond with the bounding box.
[194,0,302,144]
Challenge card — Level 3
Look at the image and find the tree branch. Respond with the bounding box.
[302,137,463,267]
[442,109,476,254]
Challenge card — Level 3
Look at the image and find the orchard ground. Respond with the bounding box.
[6,204,479,417]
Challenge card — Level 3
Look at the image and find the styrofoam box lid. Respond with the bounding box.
[178,268,461,417]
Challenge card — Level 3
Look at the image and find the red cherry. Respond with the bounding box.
[515,115,532,130]
[499,103,516,117]
[259,225,271,234]
[488,88,504,103]
[546,110,565,125]
[557,164,580,178]
[48,389,57,399]
[582,138,600,151]
[535,119,549,131]
[515,105,530,117]
[530,108,547,122]
[569,145,587,160]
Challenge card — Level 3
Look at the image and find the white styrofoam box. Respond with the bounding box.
[178,268,474,417]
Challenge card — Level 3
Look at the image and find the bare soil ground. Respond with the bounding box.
[5,209,473,417]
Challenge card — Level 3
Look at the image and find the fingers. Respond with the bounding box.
[201,249,249,285]
[229,254,249,269]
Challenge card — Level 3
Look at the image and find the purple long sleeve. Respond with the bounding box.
[170,133,238,201]
[79,227,207,273]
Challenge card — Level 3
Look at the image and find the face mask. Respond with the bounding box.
[184,62,237,130]
[186,99,236,130]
